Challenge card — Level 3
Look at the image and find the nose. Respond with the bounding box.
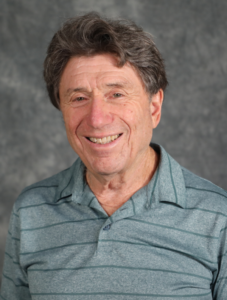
[86,95,113,129]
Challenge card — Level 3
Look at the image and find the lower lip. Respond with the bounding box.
[83,134,123,149]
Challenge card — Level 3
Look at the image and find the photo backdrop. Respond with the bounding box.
[1,0,227,284]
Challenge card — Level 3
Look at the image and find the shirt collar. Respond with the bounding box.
[54,158,85,203]
[152,143,186,208]
[54,143,186,209]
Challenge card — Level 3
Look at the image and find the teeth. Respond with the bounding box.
[89,134,120,144]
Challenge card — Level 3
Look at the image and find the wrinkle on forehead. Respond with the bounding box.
[74,53,119,69]
[60,54,147,99]
[64,81,133,97]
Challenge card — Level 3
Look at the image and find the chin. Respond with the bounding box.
[88,160,125,177]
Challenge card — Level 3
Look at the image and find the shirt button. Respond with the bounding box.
[103,224,111,231]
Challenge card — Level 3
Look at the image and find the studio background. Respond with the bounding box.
[0,0,227,285]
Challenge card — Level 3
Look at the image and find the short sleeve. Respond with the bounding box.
[212,221,227,299]
[0,206,31,300]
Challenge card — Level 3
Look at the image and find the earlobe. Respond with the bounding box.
[150,89,164,129]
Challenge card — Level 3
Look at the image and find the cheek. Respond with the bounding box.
[63,116,75,133]
[62,109,80,132]
[118,109,135,133]
[121,105,147,131]
[120,102,140,121]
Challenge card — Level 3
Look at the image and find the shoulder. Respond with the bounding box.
[181,166,227,212]
[14,158,82,212]
[182,166,227,198]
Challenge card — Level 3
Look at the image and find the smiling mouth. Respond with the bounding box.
[87,134,122,144]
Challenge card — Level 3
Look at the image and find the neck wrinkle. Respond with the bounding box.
[85,147,159,215]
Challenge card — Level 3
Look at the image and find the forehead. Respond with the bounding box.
[59,54,145,91]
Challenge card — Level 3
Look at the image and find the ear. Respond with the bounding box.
[149,89,164,129]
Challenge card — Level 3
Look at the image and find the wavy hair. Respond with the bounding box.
[43,12,168,109]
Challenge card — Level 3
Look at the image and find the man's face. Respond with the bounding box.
[59,54,163,177]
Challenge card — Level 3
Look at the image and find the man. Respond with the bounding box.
[1,12,227,300]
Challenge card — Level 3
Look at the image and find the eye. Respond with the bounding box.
[113,93,122,98]
[74,96,85,102]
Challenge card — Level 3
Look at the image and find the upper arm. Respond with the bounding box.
[0,207,31,300]
[212,224,227,299]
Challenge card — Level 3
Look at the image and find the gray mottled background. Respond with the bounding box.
[0,0,227,285]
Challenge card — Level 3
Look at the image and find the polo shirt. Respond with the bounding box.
[1,144,227,300]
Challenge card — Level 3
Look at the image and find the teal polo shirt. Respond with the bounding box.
[1,144,227,299]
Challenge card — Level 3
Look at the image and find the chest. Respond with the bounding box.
[20,203,218,299]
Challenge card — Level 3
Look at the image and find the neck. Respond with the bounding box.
[86,147,159,216]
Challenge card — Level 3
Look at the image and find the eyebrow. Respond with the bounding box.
[64,87,88,97]
[64,82,131,97]
[105,82,130,88]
